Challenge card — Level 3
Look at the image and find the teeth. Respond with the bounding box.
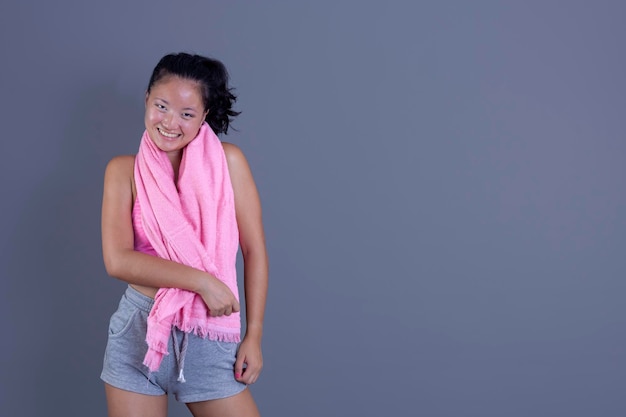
[158,128,179,138]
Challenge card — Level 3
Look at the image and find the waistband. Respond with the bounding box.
[123,285,155,313]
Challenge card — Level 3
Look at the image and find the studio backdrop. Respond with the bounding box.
[1,1,624,416]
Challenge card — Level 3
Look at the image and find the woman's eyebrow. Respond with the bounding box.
[154,97,198,111]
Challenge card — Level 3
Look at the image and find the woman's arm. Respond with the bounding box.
[101,155,240,316]
[223,143,269,384]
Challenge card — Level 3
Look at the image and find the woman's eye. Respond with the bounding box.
[155,104,166,110]
[183,113,194,118]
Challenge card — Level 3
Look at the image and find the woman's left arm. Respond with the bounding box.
[223,142,269,385]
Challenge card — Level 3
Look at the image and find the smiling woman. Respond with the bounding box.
[100,53,268,417]
[144,77,208,165]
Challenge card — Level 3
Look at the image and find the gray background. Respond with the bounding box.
[1,1,624,416]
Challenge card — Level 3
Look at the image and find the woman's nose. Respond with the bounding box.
[162,113,173,127]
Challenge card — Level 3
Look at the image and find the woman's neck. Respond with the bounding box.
[167,150,183,183]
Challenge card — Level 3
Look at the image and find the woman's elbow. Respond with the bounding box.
[102,250,125,278]
[241,245,268,266]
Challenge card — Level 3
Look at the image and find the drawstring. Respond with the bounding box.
[171,327,189,383]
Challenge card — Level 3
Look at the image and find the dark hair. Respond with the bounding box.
[147,52,240,135]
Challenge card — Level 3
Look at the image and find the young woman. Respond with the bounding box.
[100,52,268,417]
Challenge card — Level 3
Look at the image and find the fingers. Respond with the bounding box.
[202,278,240,316]
[238,362,262,385]
[210,309,230,317]
[234,345,263,385]
[234,354,245,382]
[209,299,240,317]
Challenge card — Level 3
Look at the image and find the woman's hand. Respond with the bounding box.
[197,276,240,317]
[234,335,263,384]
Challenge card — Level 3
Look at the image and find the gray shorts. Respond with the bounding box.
[101,286,246,402]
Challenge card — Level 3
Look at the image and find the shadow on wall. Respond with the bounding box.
[5,82,142,417]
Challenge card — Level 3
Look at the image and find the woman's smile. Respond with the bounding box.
[156,127,181,139]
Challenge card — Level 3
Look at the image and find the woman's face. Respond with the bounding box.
[144,76,208,160]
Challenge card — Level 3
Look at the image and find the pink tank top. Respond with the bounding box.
[132,198,158,256]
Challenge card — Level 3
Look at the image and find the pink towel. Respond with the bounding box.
[134,122,240,374]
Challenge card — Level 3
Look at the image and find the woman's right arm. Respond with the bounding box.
[101,156,239,316]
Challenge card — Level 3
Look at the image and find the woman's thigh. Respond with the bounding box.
[105,383,168,417]
[186,388,260,417]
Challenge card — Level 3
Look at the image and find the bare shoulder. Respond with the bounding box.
[104,155,136,197]
[221,141,253,174]
[103,155,136,214]
[105,155,135,178]
[221,141,258,196]
[221,141,247,164]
